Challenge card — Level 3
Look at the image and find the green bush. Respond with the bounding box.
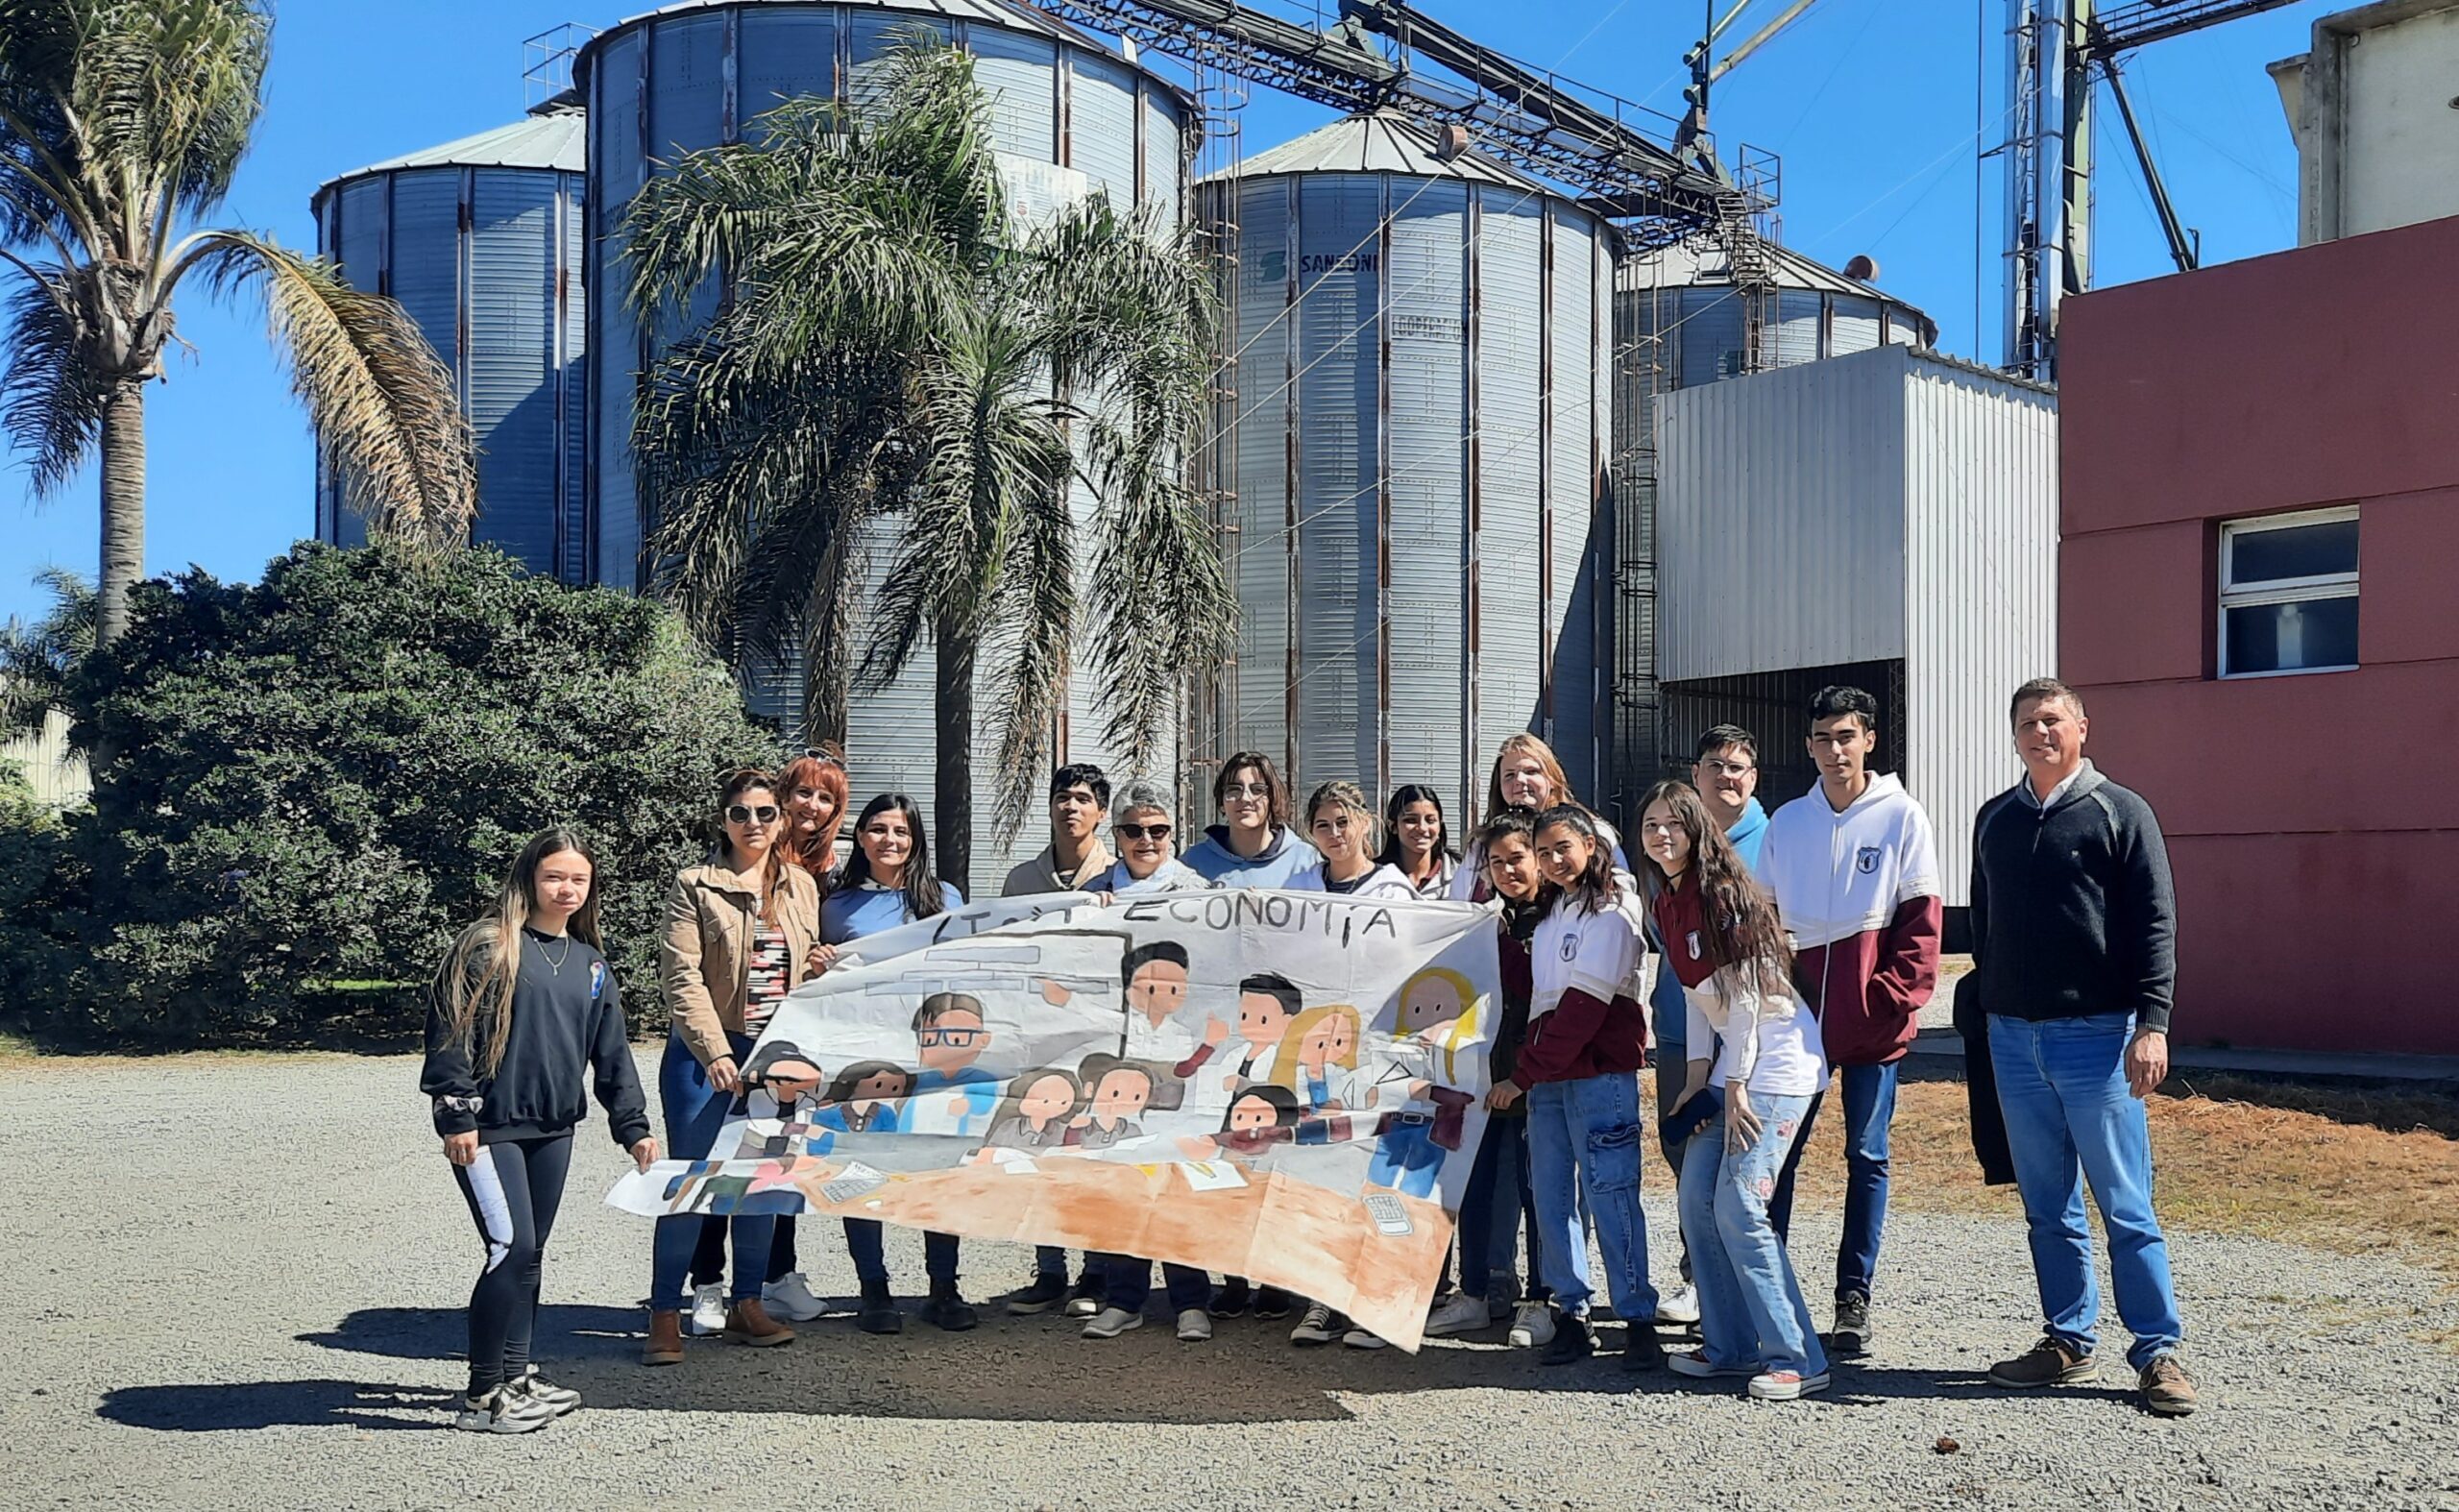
[5,542,773,1045]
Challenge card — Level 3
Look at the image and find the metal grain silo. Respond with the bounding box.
[1608,238,1936,820]
[1204,113,1613,828]
[577,0,1194,897]
[313,104,588,579]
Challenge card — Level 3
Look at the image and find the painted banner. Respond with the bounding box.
[608,890,1498,1348]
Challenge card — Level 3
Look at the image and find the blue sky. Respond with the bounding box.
[0,0,2336,624]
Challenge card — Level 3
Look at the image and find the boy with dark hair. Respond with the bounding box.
[1003,764,1113,897]
[1757,685,1941,1360]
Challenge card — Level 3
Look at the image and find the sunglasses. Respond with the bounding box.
[795,747,846,768]
[1117,822,1171,841]
[725,804,781,825]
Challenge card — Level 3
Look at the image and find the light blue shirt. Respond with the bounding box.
[819,879,967,945]
[1181,823,1316,889]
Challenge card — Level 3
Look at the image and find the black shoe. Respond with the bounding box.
[1254,1285,1295,1320]
[1005,1274,1068,1316]
[1540,1315,1596,1366]
[921,1283,978,1332]
[1826,1294,1871,1359]
[1207,1278,1252,1319]
[856,1280,903,1335]
[1064,1273,1108,1319]
[1622,1325,1666,1373]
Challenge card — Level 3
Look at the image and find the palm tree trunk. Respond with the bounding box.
[96,378,148,646]
[935,608,975,899]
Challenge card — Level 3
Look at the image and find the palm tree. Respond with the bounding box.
[0,0,476,646]
[624,40,1233,886]
[0,564,89,741]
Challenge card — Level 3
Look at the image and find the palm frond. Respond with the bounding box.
[0,267,107,494]
[0,564,94,742]
[179,231,475,546]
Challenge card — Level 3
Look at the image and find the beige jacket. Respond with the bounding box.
[660,857,822,1067]
[1000,841,1113,898]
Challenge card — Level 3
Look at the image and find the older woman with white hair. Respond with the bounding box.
[1090,780,1210,896]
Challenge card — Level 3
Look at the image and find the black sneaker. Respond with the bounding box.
[1540,1314,1596,1366]
[856,1279,904,1335]
[1207,1278,1253,1319]
[1005,1274,1069,1316]
[920,1284,978,1332]
[1254,1285,1295,1320]
[1826,1294,1871,1358]
[1289,1303,1346,1346]
[1621,1325,1665,1373]
[1064,1273,1108,1319]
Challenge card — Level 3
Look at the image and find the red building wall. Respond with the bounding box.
[2059,214,2459,1055]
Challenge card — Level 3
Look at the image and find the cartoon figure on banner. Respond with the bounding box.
[1119,940,1230,1098]
[1067,1055,1157,1151]
[1223,972,1302,1093]
[910,992,1000,1136]
[976,1066,1082,1158]
[816,1061,913,1134]
[660,1157,807,1216]
[1366,967,1485,1199]
[1181,1085,1302,1161]
[734,1040,832,1158]
[1271,1002,1366,1143]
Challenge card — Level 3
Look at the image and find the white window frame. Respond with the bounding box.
[2217,505,2359,680]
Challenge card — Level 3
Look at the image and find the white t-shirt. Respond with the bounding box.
[1680,969,1827,1097]
[1287,861,1420,901]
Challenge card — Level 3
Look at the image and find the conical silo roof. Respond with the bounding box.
[317,106,586,198]
[1216,111,1547,192]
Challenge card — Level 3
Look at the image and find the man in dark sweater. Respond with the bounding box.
[1970,677,2196,1418]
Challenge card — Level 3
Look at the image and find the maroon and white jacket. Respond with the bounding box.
[1758,773,1942,1067]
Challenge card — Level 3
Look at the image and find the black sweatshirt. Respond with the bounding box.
[1969,762,2179,1035]
[420,927,652,1148]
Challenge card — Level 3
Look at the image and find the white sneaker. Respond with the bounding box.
[1342,1327,1389,1350]
[508,1368,580,1417]
[1176,1308,1212,1342]
[1748,1368,1832,1401]
[1083,1305,1144,1339]
[1658,1282,1701,1327]
[453,1384,553,1434]
[1424,1291,1489,1337]
[1507,1301,1557,1349]
[687,1282,726,1336]
[762,1272,826,1323]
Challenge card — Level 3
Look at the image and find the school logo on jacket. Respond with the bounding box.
[1856,845,1881,875]
[590,960,607,1000]
[1560,935,1580,962]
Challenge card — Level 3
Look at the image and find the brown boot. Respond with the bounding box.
[642,1309,685,1366]
[723,1298,795,1348]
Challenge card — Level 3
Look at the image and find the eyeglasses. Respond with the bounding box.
[1698,759,1754,778]
[917,1027,985,1048]
[1222,782,1271,799]
[1117,822,1172,841]
[725,804,781,825]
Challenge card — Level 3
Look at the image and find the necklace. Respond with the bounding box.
[536,932,572,974]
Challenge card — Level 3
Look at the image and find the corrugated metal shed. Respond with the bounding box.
[1655,343,2058,905]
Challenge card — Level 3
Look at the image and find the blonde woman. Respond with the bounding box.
[1288,781,1417,899]
[1449,735,1627,901]
[421,828,657,1433]
[1270,1003,1367,1119]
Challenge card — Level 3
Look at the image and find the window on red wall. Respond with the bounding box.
[2217,507,2359,678]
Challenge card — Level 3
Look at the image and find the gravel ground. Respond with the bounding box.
[4,1052,2455,1512]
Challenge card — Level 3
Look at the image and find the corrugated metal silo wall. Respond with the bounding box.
[587,3,1187,898]
[1902,354,2058,909]
[317,163,584,577]
[1226,171,1608,830]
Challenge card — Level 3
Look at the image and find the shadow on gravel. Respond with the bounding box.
[98,1379,455,1431]
[299,1305,639,1360]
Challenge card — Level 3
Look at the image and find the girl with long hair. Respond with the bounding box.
[1449,735,1626,900]
[777,749,851,879]
[1637,780,1833,1401]
[1485,804,1663,1371]
[1287,781,1416,899]
[643,768,823,1366]
[819,793,969,1336]
[1424,807,1555,1348]
[1377,784,1457,898]
[421,829,655,1433]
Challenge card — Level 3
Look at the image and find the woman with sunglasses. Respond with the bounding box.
[821,793,970,1335]
[1089,780,1208,895]
[643,768,821,1365]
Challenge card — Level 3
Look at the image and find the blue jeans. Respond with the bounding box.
[1988,1012,2184,1370]
[845,1220,959,1288]
[1367,1116,1444,1198]
[1526,1072,1658,1322]
[650,1032,775,1310]
[1767,1060,1899,1302]
[1103,1256,1212,1313]
[1679,1090,1826,1376]
[1456,1112,1547,1303]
